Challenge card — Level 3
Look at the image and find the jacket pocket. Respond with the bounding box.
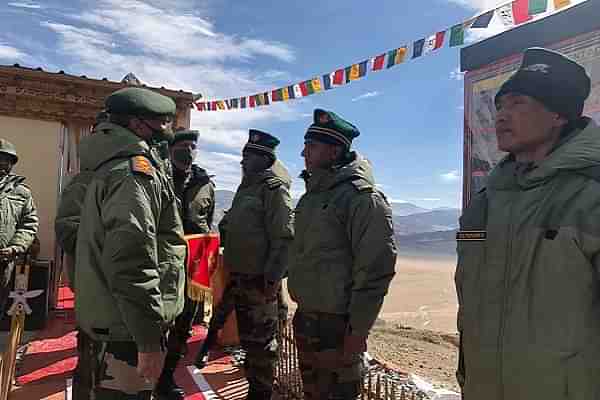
[159,262,181,301]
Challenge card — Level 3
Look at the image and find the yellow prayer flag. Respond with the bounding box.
[395,47,408,64]
[553,0,570,9]
[282,87,290,101]
[349,64,360,81]
[311,77,322,93]
[217,101,225,110]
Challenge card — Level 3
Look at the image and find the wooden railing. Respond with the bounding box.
[274,321,428,400]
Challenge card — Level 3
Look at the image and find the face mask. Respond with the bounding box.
[172,148,197,167]
[142,120,174,144]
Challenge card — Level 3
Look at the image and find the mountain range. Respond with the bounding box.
[213,190,459,255]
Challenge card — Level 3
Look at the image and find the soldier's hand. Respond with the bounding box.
[137,351,165,383]
[264,279,280,300]
[342,334,367,359]
[0,247,16,261]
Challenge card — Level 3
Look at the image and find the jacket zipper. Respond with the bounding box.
[497,193,516,399]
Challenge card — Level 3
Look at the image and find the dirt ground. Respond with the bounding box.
[370,254,459,391]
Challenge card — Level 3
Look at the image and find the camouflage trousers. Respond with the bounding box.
[231,273,279,395]
[293,311,363,400]
[77,337,160,399]
[163,294,201,372]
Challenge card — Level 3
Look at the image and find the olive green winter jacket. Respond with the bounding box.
[0,174,38,254]
[173,164,215,234]
[288,152,397,337]
[74,122,186,353]
[456,118,600,400]
[220,160,294,282]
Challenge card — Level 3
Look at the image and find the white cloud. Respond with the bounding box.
[8,2,42,9]
[445,0,505,11]
[450,67,465,81]
[440,170,461,182]
[351,91,381,102]
[0,44,26,60]
[74,0,294,63]
[417,198,442,202]
[36,0,304,187]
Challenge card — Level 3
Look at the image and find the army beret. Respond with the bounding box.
[495,47,591,121]
[171,129,199,145]
[243,129,280,156]
[305,109,360,148]
[105,87,176,117]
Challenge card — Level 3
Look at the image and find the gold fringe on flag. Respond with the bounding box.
[188,279,213,322]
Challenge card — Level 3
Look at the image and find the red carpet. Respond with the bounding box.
[8,286,248,400]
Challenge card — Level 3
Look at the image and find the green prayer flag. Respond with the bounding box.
[529,0,548,15]
[449,24,465,47]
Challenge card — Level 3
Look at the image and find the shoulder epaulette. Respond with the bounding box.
[129,155,154,177]
[349,178,374,193]
[265,176,284,190]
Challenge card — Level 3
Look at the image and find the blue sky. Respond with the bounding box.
[0,0,582,207]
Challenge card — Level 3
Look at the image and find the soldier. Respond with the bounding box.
[288,109,397,400]
[219,130,294,399]
[0,139,38,317]
[74,87,186,399]
[456,48,600,399]
[156,129,215,400]
[55,111,112,399]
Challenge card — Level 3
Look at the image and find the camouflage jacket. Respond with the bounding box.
[0,174,38,254]
[173,164,215,234]
[74,122,186,353]
[288,153,397,337]
[220,160,294,282]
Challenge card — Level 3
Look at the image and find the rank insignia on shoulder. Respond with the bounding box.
[130,156,154,177]
[456,230,487,241]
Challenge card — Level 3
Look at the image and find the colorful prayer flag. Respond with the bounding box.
[373,54,385,71]
[311,77,322,92]
[231,98,238,109]
[529,0,548,15]
[395,47,408,64]
[412,39,425,58]
[211,101,217,111]
[241,97,247,109]
[471,10,494,28]
[554,0,570,9]
[497,3,515,26]
[287,85,296,99]
[272,89,282,102]
[249,96,255,108]
[299,81,309,96]
[349,64,361,81]
[217,101,225,110]
[449,24,464,47]
[282,87,290,100]
[333,69,344,85]
[224,99,231,109]
[263,92,270,105]
[293,84,303,98]
[425,32,445,54]
[387,49,397,68]
[305,80,315,95]
[512,0,532,24]
[323,73,333,90]
[358,60,368,77]
[195,102,205,111]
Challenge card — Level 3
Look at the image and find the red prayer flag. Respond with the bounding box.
[249,96,256,108]
[299,81,309,97]
[434,31,445,49]
[333,69,344,85]
[185,234,220,301]
[513,0,532,24]
[373,54,385,71]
